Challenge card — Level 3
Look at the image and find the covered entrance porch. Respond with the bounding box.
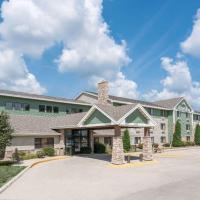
[56,103,156,165]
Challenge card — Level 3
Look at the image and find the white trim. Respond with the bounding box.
[0,93,91,106]
[174,97,193,112]
[117,104,156,126]
[77,105,116,126]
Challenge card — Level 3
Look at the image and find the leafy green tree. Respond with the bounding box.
[172,120,183,147]
[123,129,131,152]
[194,124,200,145]
[0,111,13,159]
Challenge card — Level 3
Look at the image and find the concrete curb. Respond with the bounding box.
[0,156,69,194]
[30,156,68,168]
[165,146,200,152]
[0,165,30,194]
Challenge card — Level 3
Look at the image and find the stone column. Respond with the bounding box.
[143,127,153,161]
[111,126,124,165]
[59,129,65,156]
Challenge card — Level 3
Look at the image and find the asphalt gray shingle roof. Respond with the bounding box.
[0,89,90,105]
[9,112,87,136]
[96,103,138,121]
[153,97,183,109]
[85,91,168,109]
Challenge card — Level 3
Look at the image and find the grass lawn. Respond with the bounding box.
[0,166,26,187]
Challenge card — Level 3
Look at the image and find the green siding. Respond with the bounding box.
[175,100,192,136]
[84,110,111,125]
[167,111,174,144]
[0,96,91,116]
[125,109,148,124]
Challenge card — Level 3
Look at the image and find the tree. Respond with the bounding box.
[172,120,183,147]
[123,129,131,152]
[0,111,13,159]
[194,124,200,145]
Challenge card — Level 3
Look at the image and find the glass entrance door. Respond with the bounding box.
[65,130,90,154]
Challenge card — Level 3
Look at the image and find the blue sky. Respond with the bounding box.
[0,0,200,108]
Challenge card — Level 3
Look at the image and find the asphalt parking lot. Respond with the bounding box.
[1,149,200,200]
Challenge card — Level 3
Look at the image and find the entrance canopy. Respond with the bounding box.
[52,103,156,131]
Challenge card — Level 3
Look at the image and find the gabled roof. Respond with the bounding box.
[96,103,138,121]
[0,89,91,106]
[153,97,184,109]
[77,91,170,110]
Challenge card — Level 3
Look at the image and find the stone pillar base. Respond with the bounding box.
[143,136,153,161]
[111,134,124,165]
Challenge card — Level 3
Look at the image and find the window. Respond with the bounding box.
[160,123,166,131]
[186,136,190,142]
[186,124,190,131]
[71,108,77,113]
[39,105,45,112]
[79,109,83,113]
[23,104,30,111]
[34,138,54,149]
[177,111,180,118]
[5,102,13,110]
[13,103,21,110]
[161,110,165,117]
[161,136,166,143]
[46,106,52,113]
[34,138,42,149]
[135,137,141,144]
[104,137,112,146]
[151,137,154,143]
[186,113,189,118]
[66,109,70,114]
[53,106,59,113]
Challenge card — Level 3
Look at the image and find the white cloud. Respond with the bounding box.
[109,72,139,99]
[0,49,46,94]
[0,0,133,94]
[181,9,200,57]
[144,57,200,109]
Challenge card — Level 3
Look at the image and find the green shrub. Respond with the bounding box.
[21,153,37,160]
[172,120,184,147]
[36,150,45,158]
[184,141,195,146]
[42,147,55,157]
[0,160,16,166]
[123,129,131,152]
[80,147,92,154]
[18,151,26,159]
[195,124,200,145]
[94,143,106,154]
[162,143,170,147]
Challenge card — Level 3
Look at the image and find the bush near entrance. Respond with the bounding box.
[123,129,131,152]
[194,124,200,145]
[172,120,184,147]
[94,143,106,153]
[42,147,55,157]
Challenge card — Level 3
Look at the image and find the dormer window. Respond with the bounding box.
[177,111,180,118]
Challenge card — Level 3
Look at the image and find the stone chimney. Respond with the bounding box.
[98,81,109,105]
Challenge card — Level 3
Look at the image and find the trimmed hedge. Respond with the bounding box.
[42,147,55,157]
[0,160,16,166]
[94,143,106,154]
